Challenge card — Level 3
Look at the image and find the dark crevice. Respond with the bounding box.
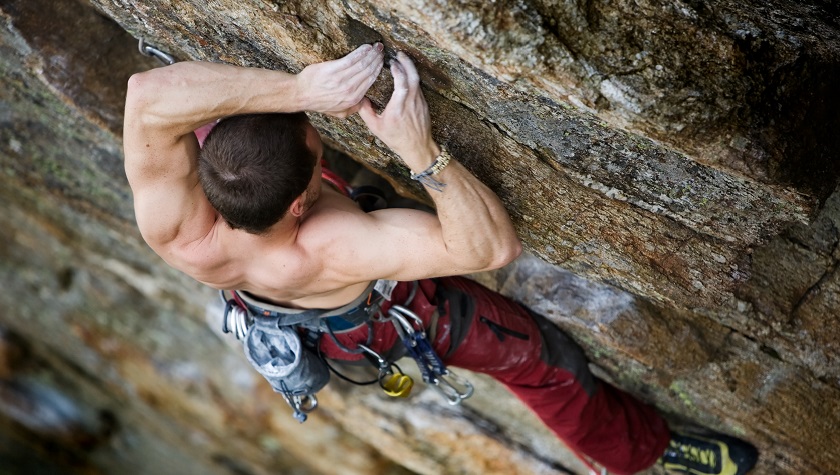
[786,235,822,255]
[790,256,839,319]
[538,14,580,63]
[789,228,840,318]
[760,344,783,361]
[57,267,75,292]
[583,0,599,30]
[816,374,836,387]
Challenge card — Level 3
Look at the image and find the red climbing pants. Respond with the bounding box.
[319,277,670,475]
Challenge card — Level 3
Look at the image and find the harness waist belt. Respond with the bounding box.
[235,280,379,331]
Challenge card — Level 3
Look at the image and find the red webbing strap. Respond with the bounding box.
[320,159,352,197]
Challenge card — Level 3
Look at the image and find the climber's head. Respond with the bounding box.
[198,113,322,234]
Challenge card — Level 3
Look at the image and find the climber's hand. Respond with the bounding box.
[358,52,439,170]
[296,43,384,118]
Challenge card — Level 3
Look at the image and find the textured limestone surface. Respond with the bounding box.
[1,0,839,474]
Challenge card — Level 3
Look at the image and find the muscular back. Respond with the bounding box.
[176,182,375,309]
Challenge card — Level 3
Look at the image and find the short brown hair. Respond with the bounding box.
[198,113,315,234]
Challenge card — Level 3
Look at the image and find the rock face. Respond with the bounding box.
[91,0,826,311]
[1,0,838,474]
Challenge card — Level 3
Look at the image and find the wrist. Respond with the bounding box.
[404,142,441,172]
[291,72,308,112]
[409,146,453,192]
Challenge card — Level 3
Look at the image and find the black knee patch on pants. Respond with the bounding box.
[530,311,597,395]
[436,285,476,359]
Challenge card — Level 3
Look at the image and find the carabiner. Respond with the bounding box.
[222,299,251,340]
[296,395,318,413]
[357,344,390,372]
[432,370,474,405]
[388,305,425,330]
[282,393,318,423]
[388,311,417,344]
[138,38,176,65]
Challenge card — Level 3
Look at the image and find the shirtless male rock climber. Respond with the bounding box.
[124,42,756,475]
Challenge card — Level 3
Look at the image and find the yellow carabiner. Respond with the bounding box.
[380,372,414,398]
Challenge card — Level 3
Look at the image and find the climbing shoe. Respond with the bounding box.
[660,432,758,475]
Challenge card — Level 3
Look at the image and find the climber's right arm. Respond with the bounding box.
[122,44,384,259]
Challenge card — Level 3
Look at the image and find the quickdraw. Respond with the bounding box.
[385,305,473,405]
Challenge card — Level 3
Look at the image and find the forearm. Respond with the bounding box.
[416,155,522,271]
[125,61,301,137]
[125,43,383,139]
[125,44,383,194]
[357,50,521,271]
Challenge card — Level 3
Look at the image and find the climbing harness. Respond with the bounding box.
[220,276,473,421]
[138,38,176,65]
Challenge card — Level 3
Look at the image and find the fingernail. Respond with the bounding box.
[375,42,384,52]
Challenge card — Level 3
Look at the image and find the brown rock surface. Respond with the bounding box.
[90,0,828,309]
[1,0,838,474]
